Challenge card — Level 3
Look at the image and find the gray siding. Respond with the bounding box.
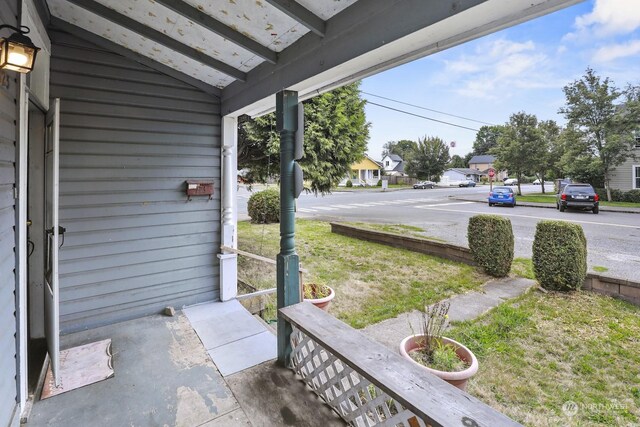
[0,3,19,426]
[49,31,221,333]
[610,148,640,191]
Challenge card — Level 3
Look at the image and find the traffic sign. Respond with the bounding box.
[488,168,495,178]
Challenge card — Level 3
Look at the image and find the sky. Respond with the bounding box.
[360,0,640,161]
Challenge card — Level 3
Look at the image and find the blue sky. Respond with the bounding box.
[361,0,640,160]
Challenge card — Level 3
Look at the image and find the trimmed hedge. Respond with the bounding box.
[247,188,280,224]
[467,215,514,277]
[532,220,587,291]
[595,188,640,203]
[346,180,353,188]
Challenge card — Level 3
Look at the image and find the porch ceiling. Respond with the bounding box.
[41,0,581,115]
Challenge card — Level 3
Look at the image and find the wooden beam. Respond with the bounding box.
[65,0,246,82]
[154,0,277,64]
[264,0,325,37]
[49,18,221,97]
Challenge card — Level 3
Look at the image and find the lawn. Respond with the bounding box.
[517,193,640,208]
[237,219,488,328]
[448,291,640,426]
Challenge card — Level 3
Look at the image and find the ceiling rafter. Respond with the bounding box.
[65,0,247,82]
[154,0,277,64]
[49,17,221,97]
[264,0,325,37]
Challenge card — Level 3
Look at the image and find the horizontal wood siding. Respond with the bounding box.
[49,31,221,333]
[609,148,640,191]
[0,1,18,425]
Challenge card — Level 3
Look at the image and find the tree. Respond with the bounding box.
[472,125,504,155]
[492,112,542,195]
[556,125,604,187]
[381,139,418,161]
[405,136,450,181]
[448,154,467,169]
[535,120,560,194]
[238,82,370,194]
[559,68,640,201]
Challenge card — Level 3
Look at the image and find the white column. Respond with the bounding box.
[218,116,238,301]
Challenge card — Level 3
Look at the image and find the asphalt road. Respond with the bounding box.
[238,184,640,282]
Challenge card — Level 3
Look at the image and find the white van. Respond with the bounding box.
[504,178,518,186]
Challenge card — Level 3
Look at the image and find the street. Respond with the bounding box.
[238,184,640,282]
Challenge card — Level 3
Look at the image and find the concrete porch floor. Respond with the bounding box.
[26,308,345,427]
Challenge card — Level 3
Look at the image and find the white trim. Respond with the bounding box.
[16,75,29,413]
[633,164,640,190]
[219,115,238,301]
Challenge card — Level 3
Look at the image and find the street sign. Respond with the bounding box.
[488,168,495,178]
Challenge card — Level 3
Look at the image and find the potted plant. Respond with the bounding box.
[399,301,478,390]
[303,283,335,311]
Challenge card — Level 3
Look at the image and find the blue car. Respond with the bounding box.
[488,186,516,207]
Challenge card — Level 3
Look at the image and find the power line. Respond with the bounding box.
[365,101,481,132]
[361,91,496,126]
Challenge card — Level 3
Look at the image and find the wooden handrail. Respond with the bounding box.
[280,302,522,427]
[220,245,308,274]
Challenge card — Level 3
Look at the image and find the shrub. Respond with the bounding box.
[532,220,587,291]
[467,215,514,277]
[346,180,353,187]
[376,179,382,187]
[247,188,280,224]
[622,189,640,203]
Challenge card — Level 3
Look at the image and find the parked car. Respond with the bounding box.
[488,186,516,207]
[533,179,541,185]
[458,180,476,187]
[557,183,599,214]
[504,178,518,186]
[413,181,435,189]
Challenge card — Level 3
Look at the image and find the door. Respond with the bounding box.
[44,98,60,386]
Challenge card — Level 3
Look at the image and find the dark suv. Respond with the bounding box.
[557,184,599,214]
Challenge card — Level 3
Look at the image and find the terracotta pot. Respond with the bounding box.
[399,335,478,390]
[303,285,335,311]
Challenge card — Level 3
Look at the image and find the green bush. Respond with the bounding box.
[376,179,382,187]
[346,180,353,188]
[622,189,640,203]
[532,221,587,291]
[467,215,514,277]
[247,188,280,224]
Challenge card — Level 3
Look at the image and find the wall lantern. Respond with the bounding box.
[0,25,40,74]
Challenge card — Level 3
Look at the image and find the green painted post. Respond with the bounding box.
[276,90,301,366]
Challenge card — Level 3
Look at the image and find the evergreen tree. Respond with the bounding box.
[238,82,370,194]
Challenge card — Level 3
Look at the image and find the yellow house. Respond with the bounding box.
[340,155,382,186]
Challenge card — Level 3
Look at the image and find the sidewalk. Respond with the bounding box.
[451,195,640,214]
[362,277,536,350]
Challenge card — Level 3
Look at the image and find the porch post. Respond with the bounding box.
[218,115,238,301]
[276,90,301,366]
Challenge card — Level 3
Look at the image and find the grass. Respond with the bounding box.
[516,193,640,208]
[343,222,446,242]
[593,266,609,273]
[237,219,488,328]
[511,257,535,280]
[448,291,640,426]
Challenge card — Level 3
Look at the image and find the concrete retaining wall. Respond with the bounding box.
[329,223,475,266]
[583,273,640,306]
[331,223,640,307]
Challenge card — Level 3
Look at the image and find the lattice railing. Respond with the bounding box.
[290,326,427,427]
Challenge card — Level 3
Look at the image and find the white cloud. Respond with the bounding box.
[566,0,640,40]
[593,39,640,62]
[441,38,551,99]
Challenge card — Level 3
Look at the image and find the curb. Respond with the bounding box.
[449,197,640,214]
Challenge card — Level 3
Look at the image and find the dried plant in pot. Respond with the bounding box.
[399,301,478,390]
[303,283,335,311]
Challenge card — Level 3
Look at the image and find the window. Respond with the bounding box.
[635,135,640,149]
[385,160,389,166]
[634,165,640,189]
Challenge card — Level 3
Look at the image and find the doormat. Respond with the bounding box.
[41,339,114,399]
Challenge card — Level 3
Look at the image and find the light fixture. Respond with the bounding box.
[0,25,40,74]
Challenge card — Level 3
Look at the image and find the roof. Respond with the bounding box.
[386,154,403,162]
[351,155,382,171]
[469,155,496,164]
[448,168,486,175]
[392,161,405,172]
[40,0,578,115]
